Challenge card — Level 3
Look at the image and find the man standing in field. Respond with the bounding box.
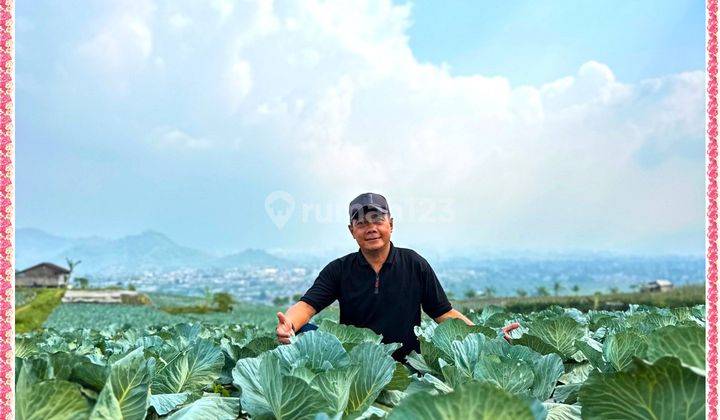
[275,192,476,363]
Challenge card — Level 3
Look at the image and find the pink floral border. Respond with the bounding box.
[708,0,719,418]
[0,1,717,419]
[0,0,11,418]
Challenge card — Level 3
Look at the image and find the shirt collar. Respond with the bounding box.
[358,241,397,266]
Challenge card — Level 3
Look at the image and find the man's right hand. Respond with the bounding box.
[276,312,295,344]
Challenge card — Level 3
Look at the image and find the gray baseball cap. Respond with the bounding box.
[349,192,390,221]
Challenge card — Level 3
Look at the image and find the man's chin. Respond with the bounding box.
[363,239,385,249]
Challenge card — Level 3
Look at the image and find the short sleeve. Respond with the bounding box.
[299,260,340,313]
[420,259,452,319]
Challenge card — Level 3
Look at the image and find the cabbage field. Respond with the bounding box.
[15,303,705,419]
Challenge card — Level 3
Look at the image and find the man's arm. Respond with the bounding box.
[276,301,316,344]
[276,260,339,344]
[285,301,317,332]
[434,308,474,325]
[434,309,521,342]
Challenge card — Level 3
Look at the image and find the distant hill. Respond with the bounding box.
[16,228,74,269]
[16,228,295,275]
[210,248,292,269]
[54,230,211,275]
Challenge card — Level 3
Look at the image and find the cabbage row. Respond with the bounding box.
[15,304,706,419]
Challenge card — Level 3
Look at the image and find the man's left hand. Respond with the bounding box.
[501,322,520,342]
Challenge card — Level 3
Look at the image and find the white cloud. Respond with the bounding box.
[214,1,702,250]
[59,0,704,251]
[150,126,211,150]
[223,59,253,112]
[168,13,192,29]
[210,0,235,20]
[76,0,155,90]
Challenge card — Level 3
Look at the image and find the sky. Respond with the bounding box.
[16,0,706,257]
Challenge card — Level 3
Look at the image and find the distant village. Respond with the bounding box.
[16,261,315,304]
[16,260,679,305]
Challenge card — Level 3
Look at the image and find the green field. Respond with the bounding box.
[15,287,38,307]
[15,287,66,334]
[14,287,706,419]
[455,283,705,312]
[44,293,338,332]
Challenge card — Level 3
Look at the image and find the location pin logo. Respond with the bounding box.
[265,191,295,229]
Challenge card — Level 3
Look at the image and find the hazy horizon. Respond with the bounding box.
[16,226,706,261]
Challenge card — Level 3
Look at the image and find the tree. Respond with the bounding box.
[609,286,620,294]
[515,288,528,298]
[273,296,290,306]
[464,289,477,299]
[535,286,550,297]
[65,257,81,275]
[552,281,564,296]
[593,291,603,310]
[213,292,235,312]
[65,257,81,286]
[204,286,213,306]
[74,277,89,289]
[127,283,136,291]
[571,284,580,295]
[446,291,456,300]
[483,287,496,298]
[292,293,303,302]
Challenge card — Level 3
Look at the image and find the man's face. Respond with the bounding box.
[348,209,393,251]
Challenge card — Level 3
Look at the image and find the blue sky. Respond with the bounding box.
[17,0,706,256]
[404,0,704,85]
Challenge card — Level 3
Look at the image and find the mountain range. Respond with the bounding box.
[16,228,294,275]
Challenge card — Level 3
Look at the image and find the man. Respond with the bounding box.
[275,192,475,363]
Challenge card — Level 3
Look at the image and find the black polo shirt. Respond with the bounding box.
[299,241,452,362]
